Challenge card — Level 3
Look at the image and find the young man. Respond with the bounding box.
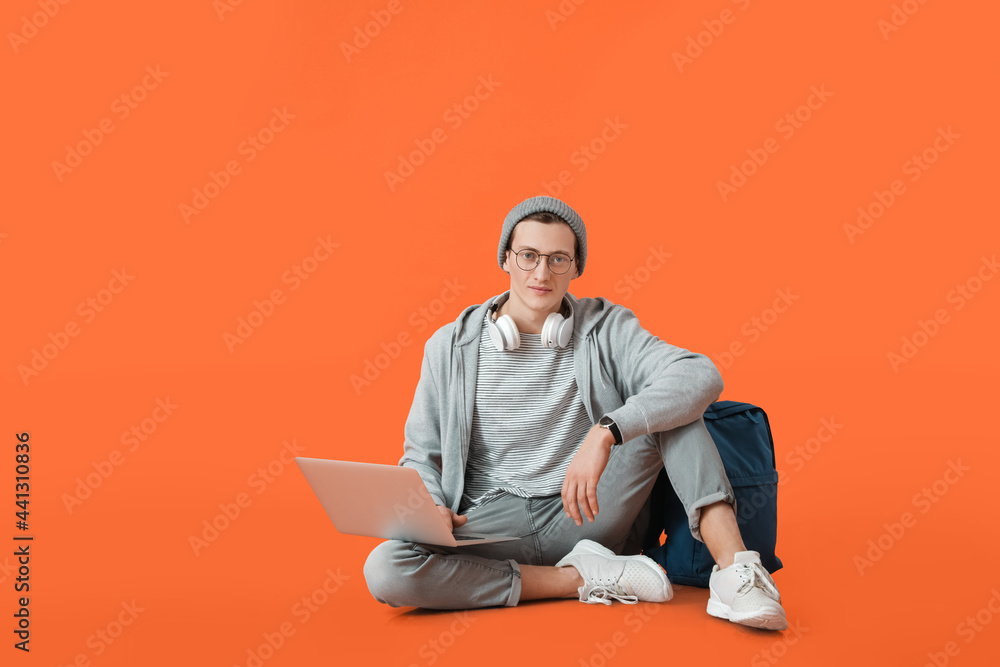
[363,195,787,630]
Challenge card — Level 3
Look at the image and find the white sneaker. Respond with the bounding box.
[707,551,787,630]
[555,539,673,605]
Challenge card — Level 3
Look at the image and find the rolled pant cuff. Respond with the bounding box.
[686,491,737,544]
[504,560,522,607]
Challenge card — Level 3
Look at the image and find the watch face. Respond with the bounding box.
[599,416,614,427]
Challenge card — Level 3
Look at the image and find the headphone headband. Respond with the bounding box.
[486,292,574,351]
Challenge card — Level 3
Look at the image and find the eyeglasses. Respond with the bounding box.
[509,249,576,275]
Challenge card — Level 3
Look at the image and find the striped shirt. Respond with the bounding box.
[460,314,593,512]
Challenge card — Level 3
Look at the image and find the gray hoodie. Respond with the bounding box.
[399,290,725,512]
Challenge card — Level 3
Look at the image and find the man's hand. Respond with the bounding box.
[436,505,468,531]
[561,425,615,526]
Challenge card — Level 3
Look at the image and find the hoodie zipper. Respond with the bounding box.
[457,349,469,470]
[580,333,595,422]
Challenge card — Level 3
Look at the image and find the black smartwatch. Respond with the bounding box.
[597,415,623,445]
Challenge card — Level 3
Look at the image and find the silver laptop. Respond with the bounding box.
[294,458,519,547]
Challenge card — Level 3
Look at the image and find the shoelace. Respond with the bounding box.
[580,580,639,605]
[735,562,781,601]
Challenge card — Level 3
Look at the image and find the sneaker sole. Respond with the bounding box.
[706,598,788,631]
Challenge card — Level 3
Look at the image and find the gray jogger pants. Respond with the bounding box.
[363,416,734,609]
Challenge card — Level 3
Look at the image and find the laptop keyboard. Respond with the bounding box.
[453,535,485,541]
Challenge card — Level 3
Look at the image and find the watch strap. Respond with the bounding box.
[599,416,623,445]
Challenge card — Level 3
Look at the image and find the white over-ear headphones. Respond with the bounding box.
[486,293,575,351]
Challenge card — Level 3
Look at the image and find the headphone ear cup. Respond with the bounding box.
[540,313,559,349]
[541,312,573,349]
[488,313,520,350]
[556,315,572,348]
[541,302,575,348]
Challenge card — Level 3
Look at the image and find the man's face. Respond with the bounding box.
[501,220,579,315]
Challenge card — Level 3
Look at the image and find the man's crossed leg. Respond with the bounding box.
[363,418,787,629]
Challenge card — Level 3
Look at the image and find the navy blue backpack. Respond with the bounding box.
[641,401,783,587]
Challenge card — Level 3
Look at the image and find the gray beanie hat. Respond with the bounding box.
[497,195,587,277]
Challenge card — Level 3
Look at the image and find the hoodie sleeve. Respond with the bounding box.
[398,339,447,507]
[599,304,724,444]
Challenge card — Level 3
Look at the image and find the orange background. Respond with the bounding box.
[4,1,999,665]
